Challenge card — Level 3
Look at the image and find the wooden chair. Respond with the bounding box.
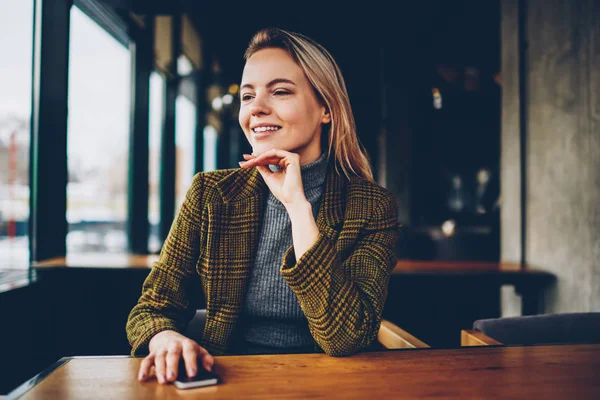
[461,329,503,346]
[378,319,430,349]
[186,310,430,350]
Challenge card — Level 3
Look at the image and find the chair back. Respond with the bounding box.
[473,312,600,346]
[378,320,430,349]
[461,329,502,346]
[185,309,207,342]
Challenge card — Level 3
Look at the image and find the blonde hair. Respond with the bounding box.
[244,28,374,181]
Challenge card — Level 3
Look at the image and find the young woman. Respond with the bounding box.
[128,28,399,384]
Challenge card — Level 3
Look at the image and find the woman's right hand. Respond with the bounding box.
[138,330,215,384]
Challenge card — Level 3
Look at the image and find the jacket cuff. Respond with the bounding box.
[280,232,339,294]
[130,320,179,356]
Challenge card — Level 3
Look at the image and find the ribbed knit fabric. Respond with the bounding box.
[238,153,328,353]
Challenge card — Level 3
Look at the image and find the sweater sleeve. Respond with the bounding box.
[280,191,399,357]
[126,173,204,356]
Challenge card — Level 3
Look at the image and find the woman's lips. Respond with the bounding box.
[251,128,280,140]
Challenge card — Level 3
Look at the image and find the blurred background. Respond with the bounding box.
[1,0,505,264]
[0,0,598,394]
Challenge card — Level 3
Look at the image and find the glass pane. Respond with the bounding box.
[67,6,131,253]
[0,0,33,269]
[175,95,196,211]
[148,71,164,253]
[203,125,218,172]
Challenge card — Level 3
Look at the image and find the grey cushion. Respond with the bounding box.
[184,309,207,342]
[473,312,600,345]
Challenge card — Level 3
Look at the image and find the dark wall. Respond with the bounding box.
[0,284,50,394]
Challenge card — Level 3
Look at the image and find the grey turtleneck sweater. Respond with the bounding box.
[237,153,328,354]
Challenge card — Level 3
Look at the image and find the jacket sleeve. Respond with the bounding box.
[280,191,399,357]
[126,173,204,356]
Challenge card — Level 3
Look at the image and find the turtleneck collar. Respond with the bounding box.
[299,152,328,191]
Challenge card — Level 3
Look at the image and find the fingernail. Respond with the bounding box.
[167,370,174,380]
[188,368,196,377]
[138,372,146,381]
[158,375,165,384]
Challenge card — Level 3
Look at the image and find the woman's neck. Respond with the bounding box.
[297,141,323,166]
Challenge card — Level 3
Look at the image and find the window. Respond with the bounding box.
[175,94,197,211]
[66,6,131,253]
[148,71,164,253]
[203,125,218,172]
[0,0,33,269]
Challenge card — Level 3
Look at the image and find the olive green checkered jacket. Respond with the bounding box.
[126,162,399,357]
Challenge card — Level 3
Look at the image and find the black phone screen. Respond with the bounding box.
[174,361,220,389]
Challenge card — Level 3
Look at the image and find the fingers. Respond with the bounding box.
[239,149,299,169]
[138,353,155,381]
[165,343,182,382]
[256,149,298,165]
[181,341,199,377]
[255,165,271,177]
[154,350,168,384]
[141,340,214,386]
[140,331,215,386]
[198,345,215,372]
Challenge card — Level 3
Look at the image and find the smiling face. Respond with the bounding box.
[238,47,331,165]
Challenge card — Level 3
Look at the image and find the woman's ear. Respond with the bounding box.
[321,106,331,124]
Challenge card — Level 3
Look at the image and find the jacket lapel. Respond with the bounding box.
[200,168,266,354]
[315,162,347,243]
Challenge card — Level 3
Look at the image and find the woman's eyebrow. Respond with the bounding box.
[240,78,297,91]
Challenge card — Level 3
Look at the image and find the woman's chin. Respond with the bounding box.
[252,143,285,155]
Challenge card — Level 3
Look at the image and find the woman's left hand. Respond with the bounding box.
[239,149,306,207]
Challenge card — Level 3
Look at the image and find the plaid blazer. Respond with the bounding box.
[126,161,399,357]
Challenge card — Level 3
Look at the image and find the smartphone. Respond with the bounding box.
[174,361,220,390]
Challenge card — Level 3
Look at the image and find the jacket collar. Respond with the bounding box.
[215,167,267,203]
[214,160,347,228]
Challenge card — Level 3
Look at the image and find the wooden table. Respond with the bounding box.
[32,254,159,269]
[33,257,556,315]
[9,344,600,399]
[31,255,557,348]
[393,260,555,315]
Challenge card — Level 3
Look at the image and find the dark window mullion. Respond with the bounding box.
[30,0,71,262]
[194,69,206,174]
[158,13,180,244]
[194,31,213,173]
[127,20,152,254]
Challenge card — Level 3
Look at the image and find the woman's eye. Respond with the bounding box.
[274,90,290,96]
[241,94,254,101]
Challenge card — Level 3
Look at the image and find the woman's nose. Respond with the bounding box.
[250,95,270,116]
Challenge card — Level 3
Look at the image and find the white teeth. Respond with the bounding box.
[253,126,280,133]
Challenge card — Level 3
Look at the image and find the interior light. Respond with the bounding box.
[177,54,194,76]
[222,94,233,105]
[228,84,239,95]
[432,88,442,110]
[211,97,223,111]
[441,219,456,237]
